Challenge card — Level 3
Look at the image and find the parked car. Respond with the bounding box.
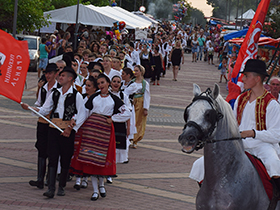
[16,35,40,72]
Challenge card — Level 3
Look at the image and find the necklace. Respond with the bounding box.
[101,93,109,96]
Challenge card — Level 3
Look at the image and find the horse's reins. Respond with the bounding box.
[184,88,240,150]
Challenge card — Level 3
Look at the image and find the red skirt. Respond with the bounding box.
[70,113,116,177]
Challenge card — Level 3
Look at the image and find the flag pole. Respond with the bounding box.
[20,102,63,133]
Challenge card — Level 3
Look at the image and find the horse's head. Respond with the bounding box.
[178,83,224,153]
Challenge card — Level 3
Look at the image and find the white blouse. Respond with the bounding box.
[86,94,131,122]
[135,81,150,110]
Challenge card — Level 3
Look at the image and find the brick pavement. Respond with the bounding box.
[0,53,227,210]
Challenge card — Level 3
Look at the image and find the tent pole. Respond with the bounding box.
[235,0,239,30]
[74,0,80,51]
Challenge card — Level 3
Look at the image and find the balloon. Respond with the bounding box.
[115,29,121,40]
[119,21,126,30]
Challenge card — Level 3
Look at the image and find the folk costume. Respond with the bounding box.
[111,90,133,163]
[70,92,131,176]
[30,77,60,189]
[234,89,280,177]
[38,75,86,197]
[70,91,131,200]
[132,78,150,146]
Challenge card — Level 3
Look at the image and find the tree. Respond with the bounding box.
[0,0,54,33]
[263,2,280,38]
[187,7,206,26]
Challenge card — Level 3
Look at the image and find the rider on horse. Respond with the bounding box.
[190,59,280,192]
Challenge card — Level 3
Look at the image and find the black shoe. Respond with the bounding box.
[99,186,106,198]
[122,160,129,164]
[57,186,65,196]
[43,190,55,198]
[91,192,99,201]
[106,177,113,184]
[81,180,88,189]
[67,175,72,182]
[73,184,81,190]
[29,180,44,189]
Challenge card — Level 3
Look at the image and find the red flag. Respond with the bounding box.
[231,0,270,79]
[0,30,30,103]
[227,0,270,105]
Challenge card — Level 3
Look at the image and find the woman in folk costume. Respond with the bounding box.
[121,67,138,143]
[71,76,98,190]
[70,74,131,201]
[139,43,153,83]
[131,65,150,149]
[111,75,133,163]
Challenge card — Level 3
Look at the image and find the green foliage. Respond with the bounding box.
[264,4,280,38]
[0,0,54,32]
[188,7,206,26]
[81,0,109,6]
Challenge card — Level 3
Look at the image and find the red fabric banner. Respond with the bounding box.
[231,0,270,79]
[0,30,30,103]
[226,0,271,104]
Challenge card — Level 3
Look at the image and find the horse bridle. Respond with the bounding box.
[184,88,224,151]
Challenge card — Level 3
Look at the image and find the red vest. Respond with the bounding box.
[236,89,275,131]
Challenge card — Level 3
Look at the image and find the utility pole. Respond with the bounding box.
[235,0,239,29]
[12,0,18,38]
[74,0,80,51]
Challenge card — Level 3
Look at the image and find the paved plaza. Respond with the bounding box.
[0,54,228,210]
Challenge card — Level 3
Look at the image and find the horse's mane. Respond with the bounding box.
[215,94,240,138]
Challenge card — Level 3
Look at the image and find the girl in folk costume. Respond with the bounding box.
[79,61,90,94]
[121,67,138,144]
[72,76,98,190]
[131,65,150,149]
[70,74,131,201]
[71,59,84,94]
[111,75,133,163]
[139,44,153,82]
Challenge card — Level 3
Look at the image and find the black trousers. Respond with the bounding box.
[36,122,49,158]
[47,127,76,170]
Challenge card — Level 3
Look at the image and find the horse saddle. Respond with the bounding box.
[245,152,276,201]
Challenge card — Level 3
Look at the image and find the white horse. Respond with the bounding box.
[178,84,280,210]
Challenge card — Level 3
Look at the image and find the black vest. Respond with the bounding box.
[40,83,61,106]
[51,88,78,120]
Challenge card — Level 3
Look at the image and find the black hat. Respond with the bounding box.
[62,52,74,67]
[44,63,58,73]
[59,66,77,80]
[240,59,268,76]
[88,62,95,70]
[129,41,134,48]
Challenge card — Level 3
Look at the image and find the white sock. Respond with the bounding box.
[82,177,88,182]
[75,177,81,185]
[99,177,105,193]
[91,176,99,193]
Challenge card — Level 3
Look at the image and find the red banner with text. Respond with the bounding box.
[0,30,30,103]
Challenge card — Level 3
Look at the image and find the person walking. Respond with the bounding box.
[132,65,150,148]
[170,40,184,81]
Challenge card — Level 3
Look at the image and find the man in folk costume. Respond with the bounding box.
[233,59,280,189]
[21,67,87,198]
[189,59,280,191]
[28,63,60,189]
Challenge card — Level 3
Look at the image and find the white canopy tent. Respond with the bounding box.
[43,4,151,29]
[236,9,255,20]
[92,6,151,29]
[131,11,159,25]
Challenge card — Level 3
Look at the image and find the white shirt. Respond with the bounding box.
[130,50,140,66]
[86,94,131,122]
[104,68,122,81]
[35,81,58,107]
[122,81,138,97]
[234,96,280,148]
[38,86,87,132]
[135,81,150,110]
